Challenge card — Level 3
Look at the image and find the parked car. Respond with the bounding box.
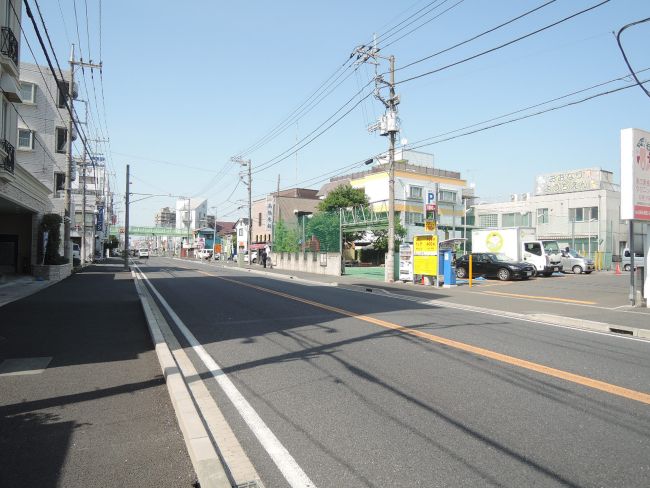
[196,249,213,260]
[138,248,149,258]
[244,250,258,264]
[72,243,81,260]
[456,252,536,281]
[560,248,594,274]
[622,248,644,272]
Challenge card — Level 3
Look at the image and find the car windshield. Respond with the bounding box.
[488,253,515,263]
[568,250,583,258]
[542,241,560,253]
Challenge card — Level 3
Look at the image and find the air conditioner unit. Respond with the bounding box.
[520,193,529,201]
[510,194,518,202]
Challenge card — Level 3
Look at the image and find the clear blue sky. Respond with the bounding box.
[25,0,650,226]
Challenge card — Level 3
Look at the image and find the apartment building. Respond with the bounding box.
[0,1,53,275]
[325,150,470,242]
[155,206,176,227]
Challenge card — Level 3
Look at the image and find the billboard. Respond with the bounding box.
[413,235,438,276]
[535,169,602,195]
[621,128,650,221]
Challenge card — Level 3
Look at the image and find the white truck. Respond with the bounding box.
[471,227,563,277]
[622,249,644,271]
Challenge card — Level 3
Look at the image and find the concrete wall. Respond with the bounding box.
[32,262,72,281]
[272,251,342,276]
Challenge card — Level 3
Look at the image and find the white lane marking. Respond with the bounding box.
[135,264,316,488]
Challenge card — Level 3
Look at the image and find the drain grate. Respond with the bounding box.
[609,327,633,335]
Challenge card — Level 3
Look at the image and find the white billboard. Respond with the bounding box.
[621,128,650,221]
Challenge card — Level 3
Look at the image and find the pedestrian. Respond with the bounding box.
[262,250,267,268]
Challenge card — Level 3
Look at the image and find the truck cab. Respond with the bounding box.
[522,240,563,277]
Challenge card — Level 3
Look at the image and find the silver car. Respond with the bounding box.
[561,249,594,274]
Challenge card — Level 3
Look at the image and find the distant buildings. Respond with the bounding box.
[175,198,207,234]
[155,206,176,227]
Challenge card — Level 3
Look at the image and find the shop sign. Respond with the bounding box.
[621,128,650,221]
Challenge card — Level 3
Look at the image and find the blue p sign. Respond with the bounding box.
[426,190,436,204]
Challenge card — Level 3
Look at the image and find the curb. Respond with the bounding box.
[172,257,337,287]
[336,283,650,341]
[131,268,231,488]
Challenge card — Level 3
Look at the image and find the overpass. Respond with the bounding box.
[109,226,191,237]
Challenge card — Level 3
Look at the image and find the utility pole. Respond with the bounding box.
[353,41,399,282]
[124,164,130,270]
[231,157,252,264]
[275,174,280,248]
[63,45,75,263]
[81,156,86,264]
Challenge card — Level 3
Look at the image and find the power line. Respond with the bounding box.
[615,17,650,99]
[407,78,649,151]
[396,0,611,86]
[382,0,465,50]
[406,67,650,147]
[397,0,558,72]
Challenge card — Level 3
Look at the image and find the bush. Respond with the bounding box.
[40,213,68,265]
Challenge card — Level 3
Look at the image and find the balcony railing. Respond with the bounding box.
[1,139,15,174]
[1,27,18,66]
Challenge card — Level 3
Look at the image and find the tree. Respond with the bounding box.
[304,212,340,252]
[372,217,407,254]
[40,213,66,264]
[318,184,368,212]
[105,235,119,250]
[273,220,299,252]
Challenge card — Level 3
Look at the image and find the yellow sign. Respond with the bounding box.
[424,220,436,232]
[413,235,438,276]
[414,235,438,253]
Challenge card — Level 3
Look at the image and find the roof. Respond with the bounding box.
[317,178,350,197]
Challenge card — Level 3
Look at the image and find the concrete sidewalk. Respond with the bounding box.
[0,259,196,487]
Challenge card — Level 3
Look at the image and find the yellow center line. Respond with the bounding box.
[194,269,650,405]
[479,290,597,305]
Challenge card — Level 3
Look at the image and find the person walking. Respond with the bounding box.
[262,250,268,268]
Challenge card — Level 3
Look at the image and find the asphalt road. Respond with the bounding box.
[138,257,650,488]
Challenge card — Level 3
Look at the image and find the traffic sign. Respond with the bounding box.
[424,220,436,232]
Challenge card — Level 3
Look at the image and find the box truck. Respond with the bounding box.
[471,227,563,276]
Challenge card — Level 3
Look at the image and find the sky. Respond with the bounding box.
[23,0,650,226]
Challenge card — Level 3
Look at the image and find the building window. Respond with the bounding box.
[569,206,598,222]
[502,212,532,227]
[537,208,549,224]
[409,185,423,199]
[57,81,69,108]
[404,211,424,225]
[238,228,243,237]
[438,190,457,203]
[17,128,34,150]
[258,212,262,227]
[54,172,65,197]
[55,127,67,153]
[20,82,36,104]
[479,214,498,227]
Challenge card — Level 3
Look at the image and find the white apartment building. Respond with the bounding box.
[234,217,249,253]
[15,62,76,257]
[473,168,628,265]
[0,1,54,275]
[175,198,207,234]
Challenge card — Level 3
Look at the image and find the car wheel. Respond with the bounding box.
[456,267,467,279]
[497,268,511,281]
[585,271,592,274]
[623,264,631,272]
[572,265,583,274]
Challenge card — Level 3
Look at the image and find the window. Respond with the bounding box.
[404,211,424,225]
[55,172,65,191]
[55,127,67,153]
[569,206,598,222]
[17,128,34,150]
[503,212,532,227]
[238,228,243,236]
[439,190,457,203]
[258,212,262,227]
[20,82,35,104]
[537,208,549,224]
[57,81,69,108]
[409,185,423,199]
[479,214,498,227]
[524,242,542,256]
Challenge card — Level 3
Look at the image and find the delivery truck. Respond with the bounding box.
[471,227,563,277]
